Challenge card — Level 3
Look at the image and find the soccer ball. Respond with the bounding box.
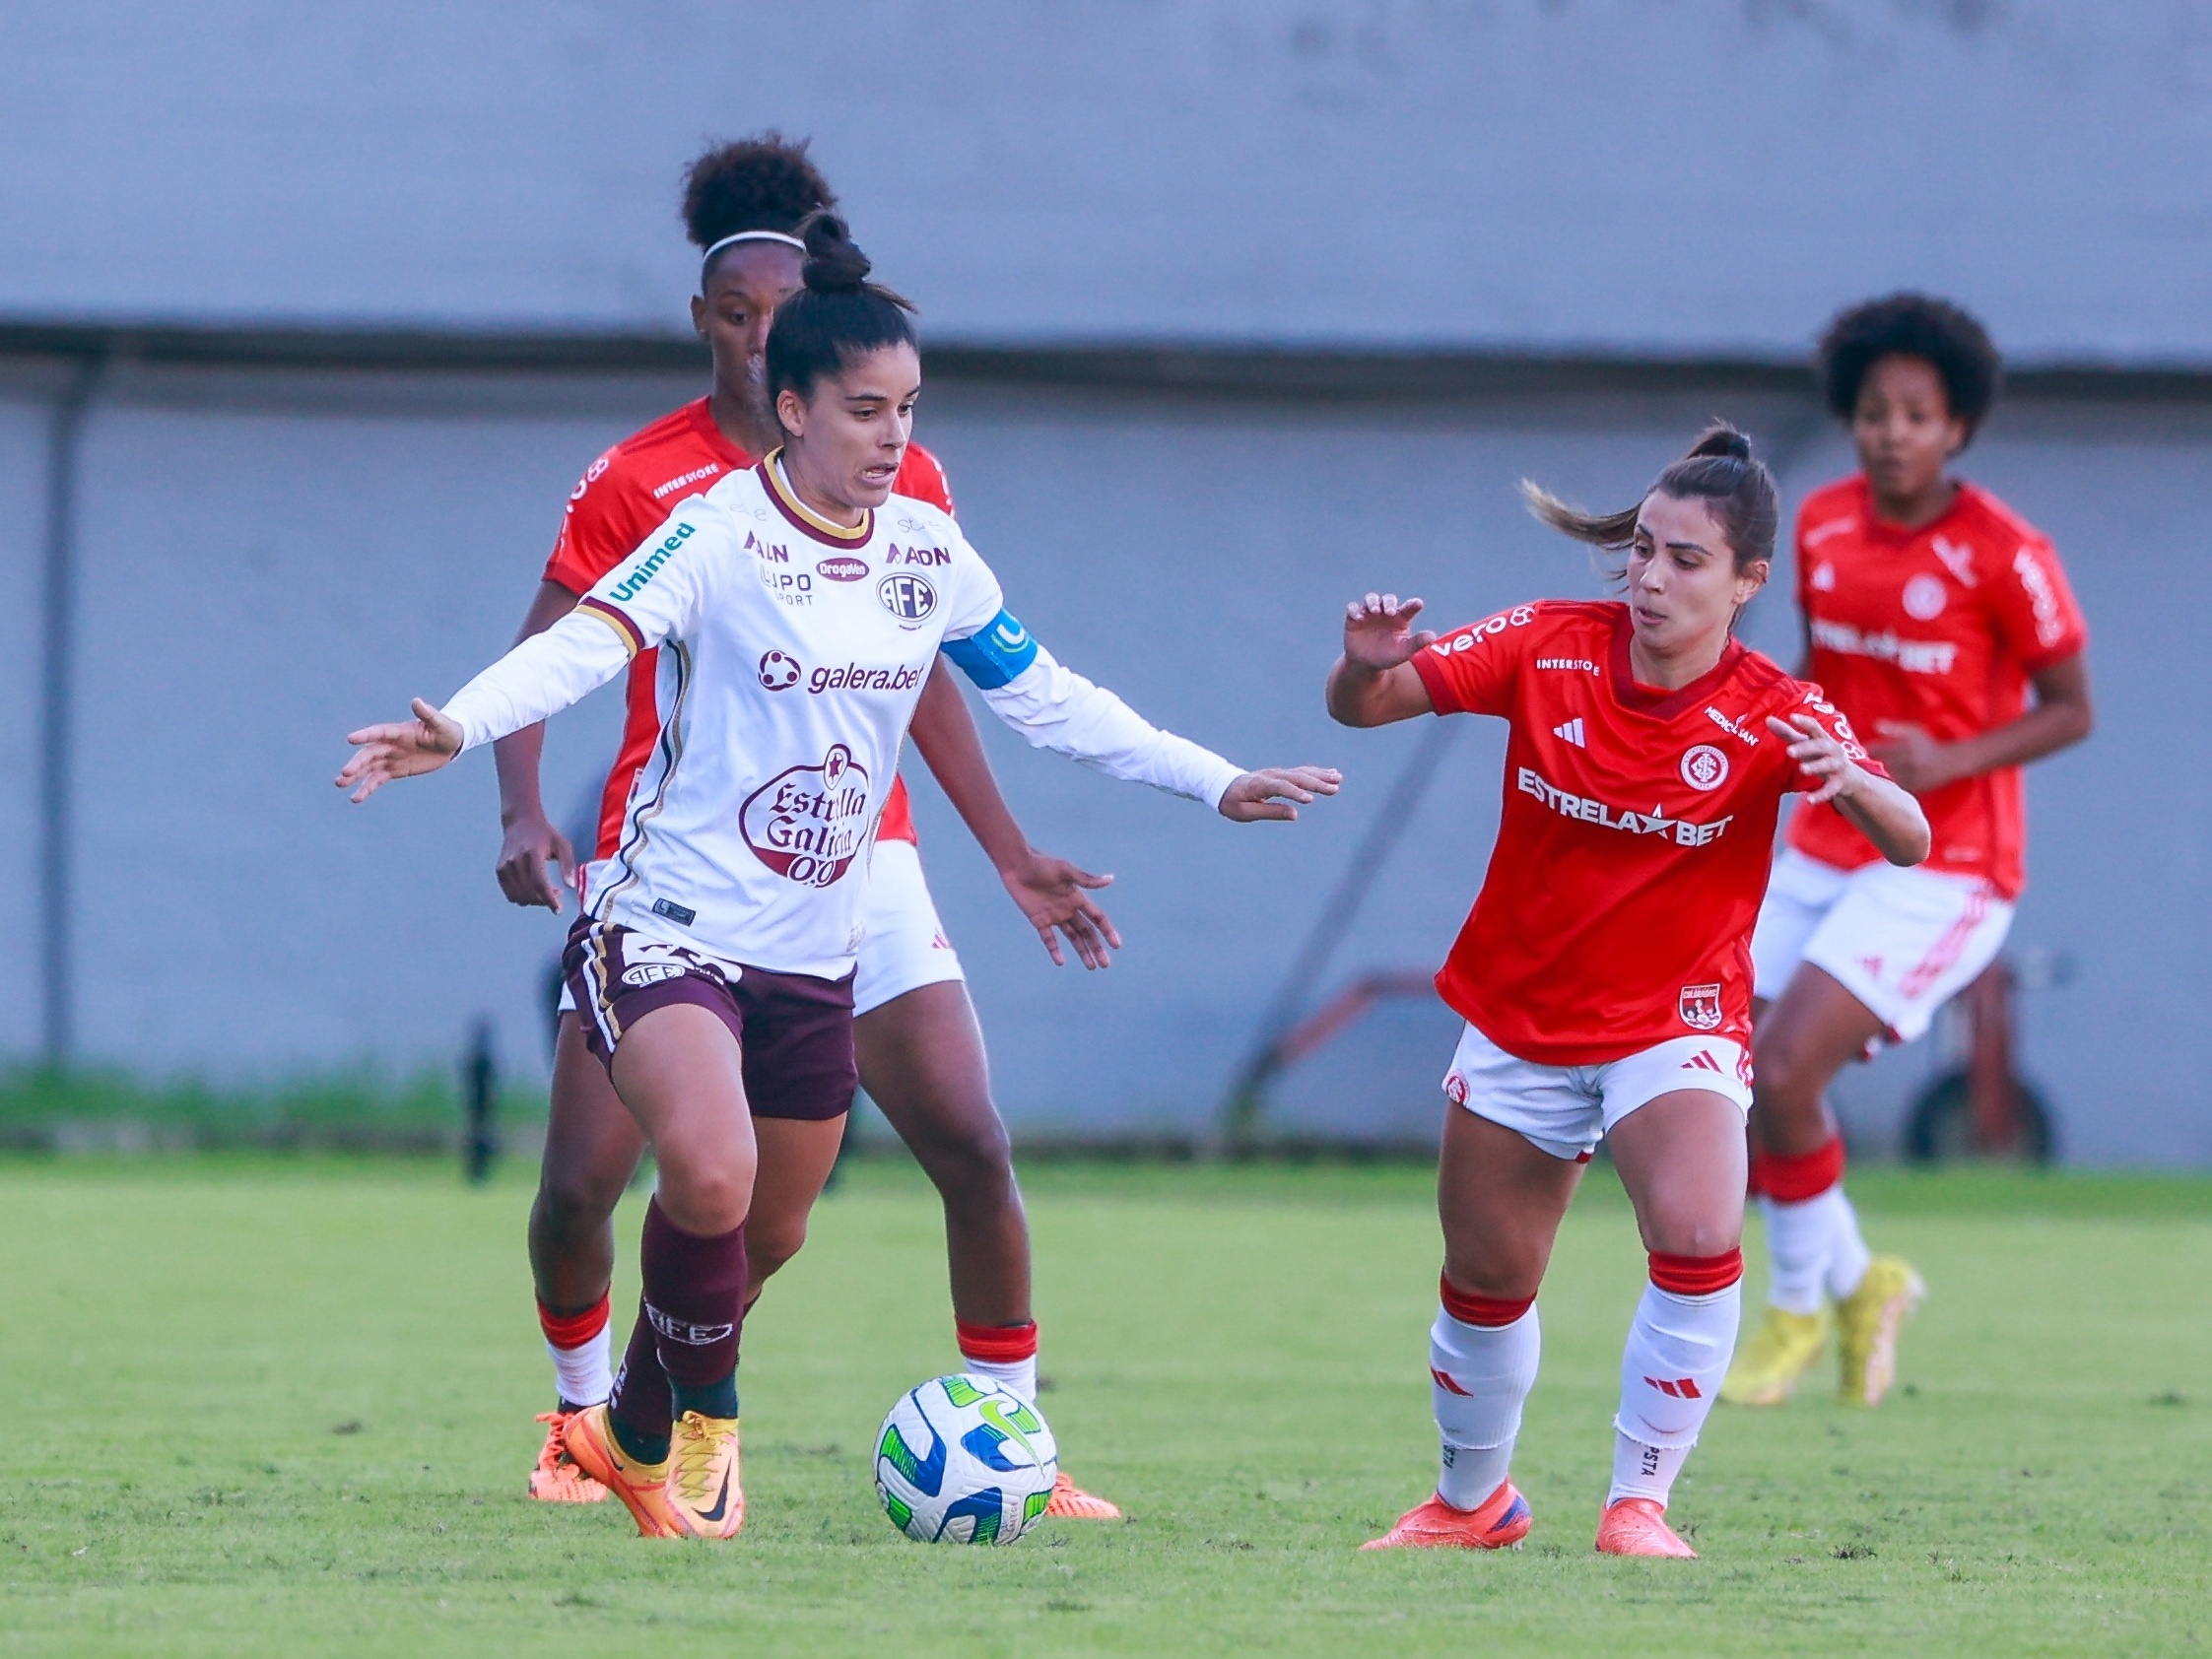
[874,1373,1058,1545]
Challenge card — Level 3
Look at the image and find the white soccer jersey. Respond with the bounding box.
[442,455,1242,978]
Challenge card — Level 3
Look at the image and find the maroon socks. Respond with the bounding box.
[607,1196,748,1461]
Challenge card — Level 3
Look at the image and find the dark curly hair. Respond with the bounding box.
[681,134,837,279]
[1817,293,2001,441]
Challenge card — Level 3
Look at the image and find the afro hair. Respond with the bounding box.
[681,133,837,256]
[1817,293,2002,439]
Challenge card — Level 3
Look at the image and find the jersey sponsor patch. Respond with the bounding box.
[758,650,802,691]
[739,744,872,889]
[942,608,1040,690]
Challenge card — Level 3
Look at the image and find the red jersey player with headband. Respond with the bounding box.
[1331,425,1928,1559]
[493,138,1119,1519]
[1723,296,2093,1413]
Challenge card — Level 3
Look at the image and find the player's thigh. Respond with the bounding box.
[609,1002,757,1231]
[1607,1090,1748,1259]
[745,1114,850,1278]
[856,980,1011,1179]
[1752,964,1890,1145]
[1438,1106,1583,1299]
[540,1013,646,1214]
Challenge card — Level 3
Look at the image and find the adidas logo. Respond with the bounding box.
[1643,1375,1704,1399]
[1553,717,1585,748]
[1680,1049,1725,1075]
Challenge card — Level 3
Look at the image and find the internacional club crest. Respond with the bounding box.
[1679,744,1729,791]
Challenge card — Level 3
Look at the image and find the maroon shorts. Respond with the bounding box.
[563,919,857,1122]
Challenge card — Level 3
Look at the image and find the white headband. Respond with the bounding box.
[701,230,808,268]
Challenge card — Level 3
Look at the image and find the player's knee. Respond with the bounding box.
[534,1161,629,1239]
[1638,1208,1743,1261]
[656,1164,752,1236]
[1751,1026,1823,1112]
[1441,1252,1543,1305]
[747,1217,809,1283]
[910,1109,1015,1199]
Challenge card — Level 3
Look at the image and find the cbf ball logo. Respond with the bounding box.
[878,572,937,627]
[758,650,802,691]
[1680,744,1729,792]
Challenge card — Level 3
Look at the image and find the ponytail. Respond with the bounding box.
[1521,422,1776,570]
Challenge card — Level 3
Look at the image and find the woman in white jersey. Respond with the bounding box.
[339,216,1336,1542]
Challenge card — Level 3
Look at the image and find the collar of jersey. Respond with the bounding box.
[1606,607,1748,720]
[1853,473,1976,549]
[761,451,872,546]
[685,397,756,473]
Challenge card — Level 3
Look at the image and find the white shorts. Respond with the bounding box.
[556,837,965,1021]
[1441,1022,1754,1162]
[1750,848,2013,1043]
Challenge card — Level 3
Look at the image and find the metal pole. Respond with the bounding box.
[463,1019,499,1184]
[38,356,103,1071]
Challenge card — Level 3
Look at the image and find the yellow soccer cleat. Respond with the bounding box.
[1360,1480,1532,1551]
[1595,1496,1697,1559]
[1041,1470,1122,1520]
[561,1403,683,1538]
[665,1410,745,1540]
[1719,1305,1832,1407]
[527,1410,610,1504]
[1837,1256,1926,1407]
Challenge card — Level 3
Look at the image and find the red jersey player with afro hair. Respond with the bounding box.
[1331,426,1928,1558]
[1723,297,2092,1412]
[494,137,1123,1518]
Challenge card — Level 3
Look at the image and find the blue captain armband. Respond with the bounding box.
[942,609,1041,690]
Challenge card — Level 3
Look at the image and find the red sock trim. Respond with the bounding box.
[537,1292,611,1351]
[956,1319,1039,1364]
[1750,1137,1845,1206]
[1648,1248,1744,1296]
[1439,1273,1535,1328]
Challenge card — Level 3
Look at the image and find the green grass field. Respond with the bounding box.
[0,1155,2205,1656]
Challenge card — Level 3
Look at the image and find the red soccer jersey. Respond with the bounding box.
[1411,600,1880,1065]
[542,397,955,857]
[1785,476,2086,898]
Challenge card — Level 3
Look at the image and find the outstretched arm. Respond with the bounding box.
[1769,713,1929,867]
[905,661,1122,969]
[947,617,1340,823]
[1326,593,1439,727]
[492,578,586,911]
[337,607,632,803]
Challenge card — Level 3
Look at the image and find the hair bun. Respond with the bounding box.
[798,211,871,295]
[1688,423,1754,463]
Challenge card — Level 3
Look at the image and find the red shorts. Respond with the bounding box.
[562,919,857,1122]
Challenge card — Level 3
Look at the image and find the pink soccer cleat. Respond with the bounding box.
[1361,1481,1532,1551]
[1595,1496,1698,1558]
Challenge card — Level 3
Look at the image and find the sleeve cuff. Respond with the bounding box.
[1408,647,1459,714]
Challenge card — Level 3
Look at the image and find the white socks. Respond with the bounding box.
[1610,1279,1740,1506]
[961,1353,1039,1408]
[1431,1305,1542,1510]
[547,1326,613,1409]
[1761,1186,1873,1314]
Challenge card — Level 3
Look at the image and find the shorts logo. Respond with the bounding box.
[622,962,688,987]
[758,649,802,691]
[878,572,937,625]
[740,744,872,889]
[1443,1073,1469,1106]
[1679,745,1729,791]
[1678,983,1723,1031]
[816,556,869,581]
[1903,572,1948,621]
[1680,1048,1725,1075]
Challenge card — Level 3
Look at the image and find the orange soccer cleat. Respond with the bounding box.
[1595,1497,1698,1559]
[527,1410,610,1503]
[1360,1481,1532,1551]
[663,1410,745,1540]
[560,1403,684,1538]
[1041,1470,1122,1520]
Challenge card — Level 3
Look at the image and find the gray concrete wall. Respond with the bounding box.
[5,2,2211,360]
[0,361,2197,1163]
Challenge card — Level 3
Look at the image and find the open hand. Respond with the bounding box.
[337,698,463,803]
[999,850,1121,969]
[498,810,578,912]
[1219,765,1343,823]
[1768,713,1866,807]
[1342,593,1438,672]
[1870,720,1958,794]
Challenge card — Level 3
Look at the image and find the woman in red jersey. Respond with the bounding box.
[1724,296,2093,1411]
[497,138,1127,1516]
[1330,426,1928,1559]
